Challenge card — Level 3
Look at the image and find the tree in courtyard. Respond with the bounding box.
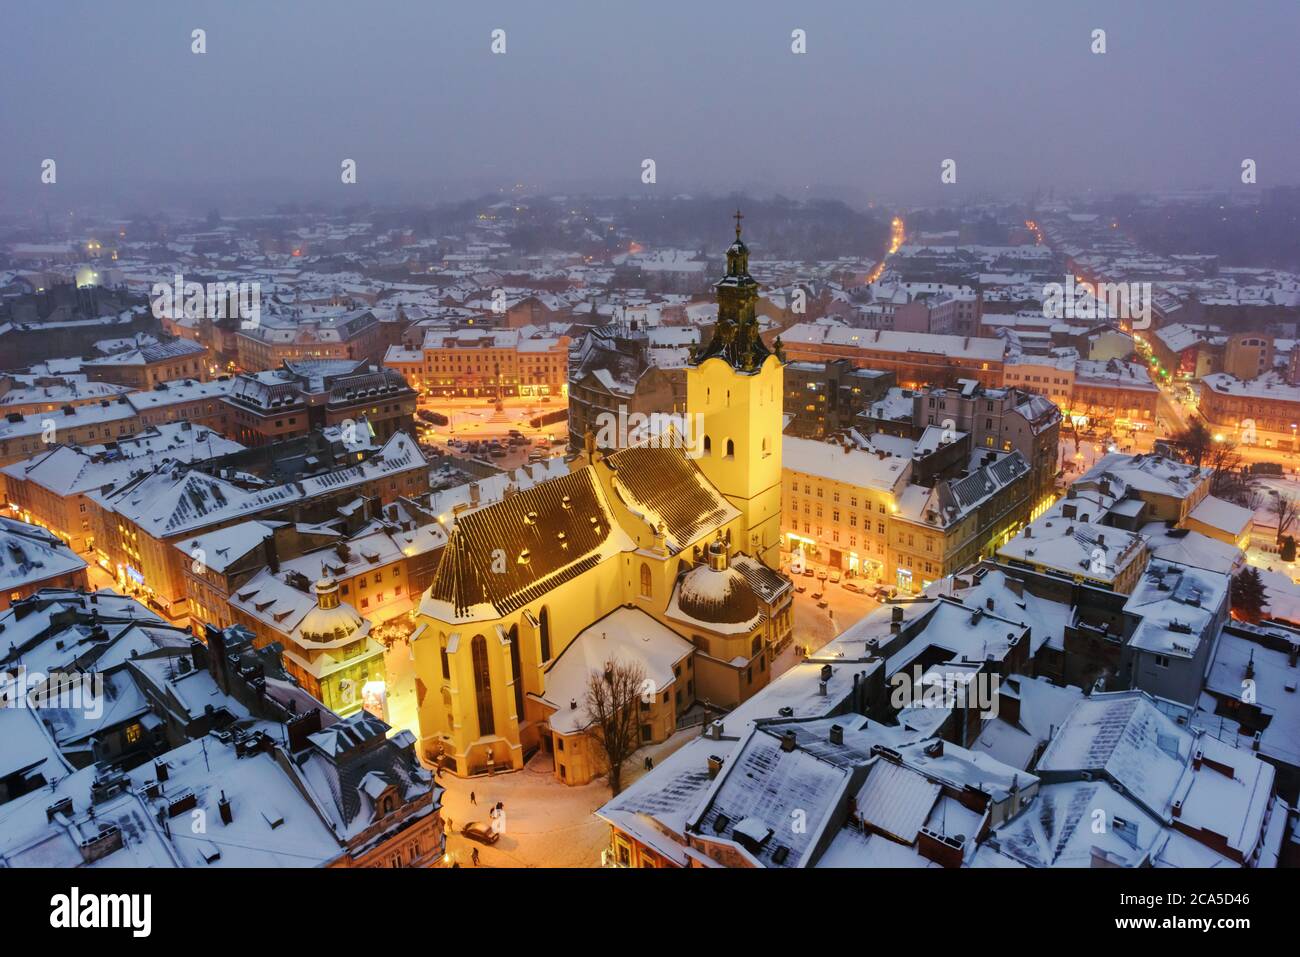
[1230,566,1268,623]
[584,658,648,796]
[1170,419,1213,468]
[1202,436,1258,509]
[1271,491,1299,546]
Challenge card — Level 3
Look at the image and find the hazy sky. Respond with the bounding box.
[3,0,1298,212]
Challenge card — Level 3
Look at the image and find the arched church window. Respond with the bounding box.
[640,562,653,598]
[471,634,495,737]
[508,624,524,719]
[539,606,552,662]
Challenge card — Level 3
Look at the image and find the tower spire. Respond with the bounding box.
[692,214,774,373]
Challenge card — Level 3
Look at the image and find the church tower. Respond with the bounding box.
[686,212,785,568]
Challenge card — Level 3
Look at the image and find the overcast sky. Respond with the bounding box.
[3,0,1297,212]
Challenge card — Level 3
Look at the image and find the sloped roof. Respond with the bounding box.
[426,466,626,619]
[607,443,738,552]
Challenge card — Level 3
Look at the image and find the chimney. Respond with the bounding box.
[916,827,964,868]
[154,760,169,783]
[985,597,994,611]
[263,532,280,574]
[469,482,481,507]
[780,730,797,752]
[707,754,723,779]
[1289,643,1298,668]
[925,739,944,758]
[287,707,324,753]
[204,622,230,694]
[829,724,844,745]
[218,790,233,825]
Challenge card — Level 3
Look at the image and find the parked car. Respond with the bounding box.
[460,822,500,845]
[842,580,867,594]
[829,570,843,584]
[802,567,816,578]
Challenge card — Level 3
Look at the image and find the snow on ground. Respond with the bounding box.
[436,725,702,868]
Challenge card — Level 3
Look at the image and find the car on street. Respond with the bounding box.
[829,570,842,584]
[842,580,867,594]
[461,822,500,845]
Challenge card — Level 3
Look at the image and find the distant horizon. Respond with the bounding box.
[4,0,1298,216]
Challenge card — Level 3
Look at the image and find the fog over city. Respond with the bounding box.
[4,0,1299,212]
[8,0,1300,912]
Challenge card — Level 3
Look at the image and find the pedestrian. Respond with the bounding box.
[472,848,480,866]
[470,790,476,805]
[446,816,452,833]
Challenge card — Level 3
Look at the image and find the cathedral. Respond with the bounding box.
[411,217,792,784]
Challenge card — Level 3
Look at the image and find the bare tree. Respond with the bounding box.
[584,658,648,796]
[1203,438,1258,508]
[1271,491,1298,545]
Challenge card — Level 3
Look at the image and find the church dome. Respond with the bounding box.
[675,541,760,626]
[298,575,368,645]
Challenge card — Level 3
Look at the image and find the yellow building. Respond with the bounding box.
[781,435,911,583]
[686,216,785,569]
[409,218,793,785]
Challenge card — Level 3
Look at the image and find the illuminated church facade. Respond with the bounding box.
[411,218,792,784]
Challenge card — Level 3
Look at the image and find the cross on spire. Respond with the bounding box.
[733,208,744,239]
